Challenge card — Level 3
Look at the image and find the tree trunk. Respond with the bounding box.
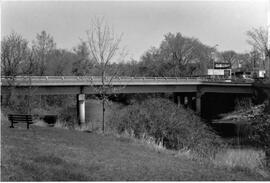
[102,98,105,133]
[102,68,105,133]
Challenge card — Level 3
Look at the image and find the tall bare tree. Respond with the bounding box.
[1,32,29,77]
[1,32,37,113]
[86,17,124,132]
[160,33,196,76]
[1,32,27,110]
[247,27,269,77]
[32,30,56,76]
[221,50,238,68]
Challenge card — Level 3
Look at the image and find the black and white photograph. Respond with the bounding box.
[1,0,270,181]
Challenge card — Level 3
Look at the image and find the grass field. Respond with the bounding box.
[1,118,268,181]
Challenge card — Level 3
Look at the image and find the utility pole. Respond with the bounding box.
[211,44,219,76]
[267,0,270,78]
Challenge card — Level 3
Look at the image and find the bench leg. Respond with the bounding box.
[10,121,14,128]
[27,122,29,129]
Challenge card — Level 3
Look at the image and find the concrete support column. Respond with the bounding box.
[184,96,188,108]
[196,92,203,114]
[180,95,185,105]
[173,93,181,107]
[187,94,193,109]
[173,93,186,108]
[177,96,181,107]
[77,94,85,124]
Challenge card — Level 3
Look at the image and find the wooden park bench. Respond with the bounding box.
[8,114,33,129]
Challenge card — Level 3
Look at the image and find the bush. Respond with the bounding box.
[109,98,225,157]
[53,105,77,129]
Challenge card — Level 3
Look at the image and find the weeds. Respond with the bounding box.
[108,98,225,158]
[213,148,268,177]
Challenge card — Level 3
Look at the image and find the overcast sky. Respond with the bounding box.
[2,0,268,61]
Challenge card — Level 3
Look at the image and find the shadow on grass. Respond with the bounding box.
[33,154,66,165]
[3,155,91,181]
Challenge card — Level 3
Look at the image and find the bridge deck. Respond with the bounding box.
[1,76,253,87]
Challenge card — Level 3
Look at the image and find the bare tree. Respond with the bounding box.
[1,32,38,113]
[86,17,125,132]
[32,30,56,76]
[221,50,237,67]
[247,27,269,77]
[1,32,28,110]
[1,32,28,77]
[22,50,37,114]
[160,33,196,76]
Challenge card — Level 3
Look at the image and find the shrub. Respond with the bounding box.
[57,105,77,129]
[248,113,270,167]
[109,98,225,157]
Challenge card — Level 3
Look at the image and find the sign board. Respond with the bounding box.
[208,69,224,75]
[214,62,231,69]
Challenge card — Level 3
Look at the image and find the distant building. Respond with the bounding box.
[232,68,265,79]
[207,62,231,78]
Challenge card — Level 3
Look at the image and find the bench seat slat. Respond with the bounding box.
[8,114,32,117]
[9,117,32,120]
[10,120,33,124]
[9,116,32,119]
[8,116,32,118]
[9,119,32,122]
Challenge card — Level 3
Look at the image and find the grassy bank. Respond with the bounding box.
[1,116,268,181]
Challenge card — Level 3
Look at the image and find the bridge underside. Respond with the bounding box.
[1,84,254,124]
[1,85,253,95]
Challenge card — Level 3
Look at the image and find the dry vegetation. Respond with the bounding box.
[1,111,269,181]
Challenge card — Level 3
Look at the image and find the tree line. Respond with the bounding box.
[1,24,268,78]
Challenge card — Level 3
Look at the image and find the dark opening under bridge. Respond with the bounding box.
[1,76,254,123]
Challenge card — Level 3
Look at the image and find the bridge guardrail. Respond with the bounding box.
[1,75,254,85]
[1,75,230,80]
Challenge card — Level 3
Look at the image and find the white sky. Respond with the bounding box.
[1,0,268,61]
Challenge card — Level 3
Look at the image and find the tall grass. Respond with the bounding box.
[115,130,167,152]
[214,148,268,177]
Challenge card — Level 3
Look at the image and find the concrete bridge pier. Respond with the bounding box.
[195,92,202,114]
[173,94,181,107]
[176,96,181,107]
[174,92,203,115]
[180,95,185,106]
[174,93,193,109]
[187,94,193,109]
[77,94,86,124]
[174,93,185,107]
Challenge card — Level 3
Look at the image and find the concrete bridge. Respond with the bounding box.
[1,76,254,123]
